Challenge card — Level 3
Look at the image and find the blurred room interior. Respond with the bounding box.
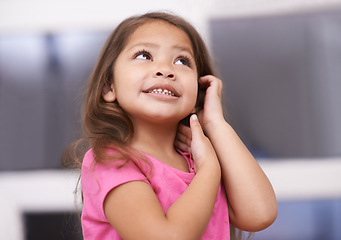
[1,0,341,239]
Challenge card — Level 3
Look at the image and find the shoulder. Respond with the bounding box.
[82,148,94,167]
[81,148,140,171]
[81,148,151,220]
[81,148,150,192]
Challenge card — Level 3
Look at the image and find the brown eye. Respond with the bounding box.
[175,56,191,67]
[134,50,152,60]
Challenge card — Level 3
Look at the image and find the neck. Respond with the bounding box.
[130,119,179,158]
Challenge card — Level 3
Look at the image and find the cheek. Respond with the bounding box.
[187,78,199,107]
[195,88,205,111]
[111,77,130,109]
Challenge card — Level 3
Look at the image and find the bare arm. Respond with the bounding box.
[104,115,221,240]
[204,120,278,231]
[176,75,278,232]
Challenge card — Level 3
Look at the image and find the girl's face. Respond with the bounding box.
[105,20,198,125]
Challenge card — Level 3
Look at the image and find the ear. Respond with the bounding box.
[102,84,116,102]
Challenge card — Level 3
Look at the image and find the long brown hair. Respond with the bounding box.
[81,11,215,164]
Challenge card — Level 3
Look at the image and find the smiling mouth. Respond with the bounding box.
[144,88,179,97]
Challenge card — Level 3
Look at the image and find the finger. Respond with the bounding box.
[199,75,221,85]
[196,111,204,124]
[190,114,205,139]
[178,124,192,140]
[175,124,192,152]
[176,131,191,147]
[199,75,223,96]
[174,139,192,154]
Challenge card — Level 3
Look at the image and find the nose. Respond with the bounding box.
[155,71,175,79]
[153,63,175,80]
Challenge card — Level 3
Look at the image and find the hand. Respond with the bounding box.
[197,75,225,132]
[175,120,192,154]
[175,114,220,172]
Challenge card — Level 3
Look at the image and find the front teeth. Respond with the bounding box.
[149,88,175,96]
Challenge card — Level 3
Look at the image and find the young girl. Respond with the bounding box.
[79,12,277,240]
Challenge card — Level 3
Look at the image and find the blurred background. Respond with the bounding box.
[1,0,341,239]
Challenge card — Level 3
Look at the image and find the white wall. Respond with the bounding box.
[1,0,341,45]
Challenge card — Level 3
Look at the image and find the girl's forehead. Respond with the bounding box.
[125,20,194,53]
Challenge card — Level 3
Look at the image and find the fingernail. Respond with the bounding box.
[191,114,197,120]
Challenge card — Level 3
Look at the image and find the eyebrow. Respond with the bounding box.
[128,42,194,56]
[173,45,194,56]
